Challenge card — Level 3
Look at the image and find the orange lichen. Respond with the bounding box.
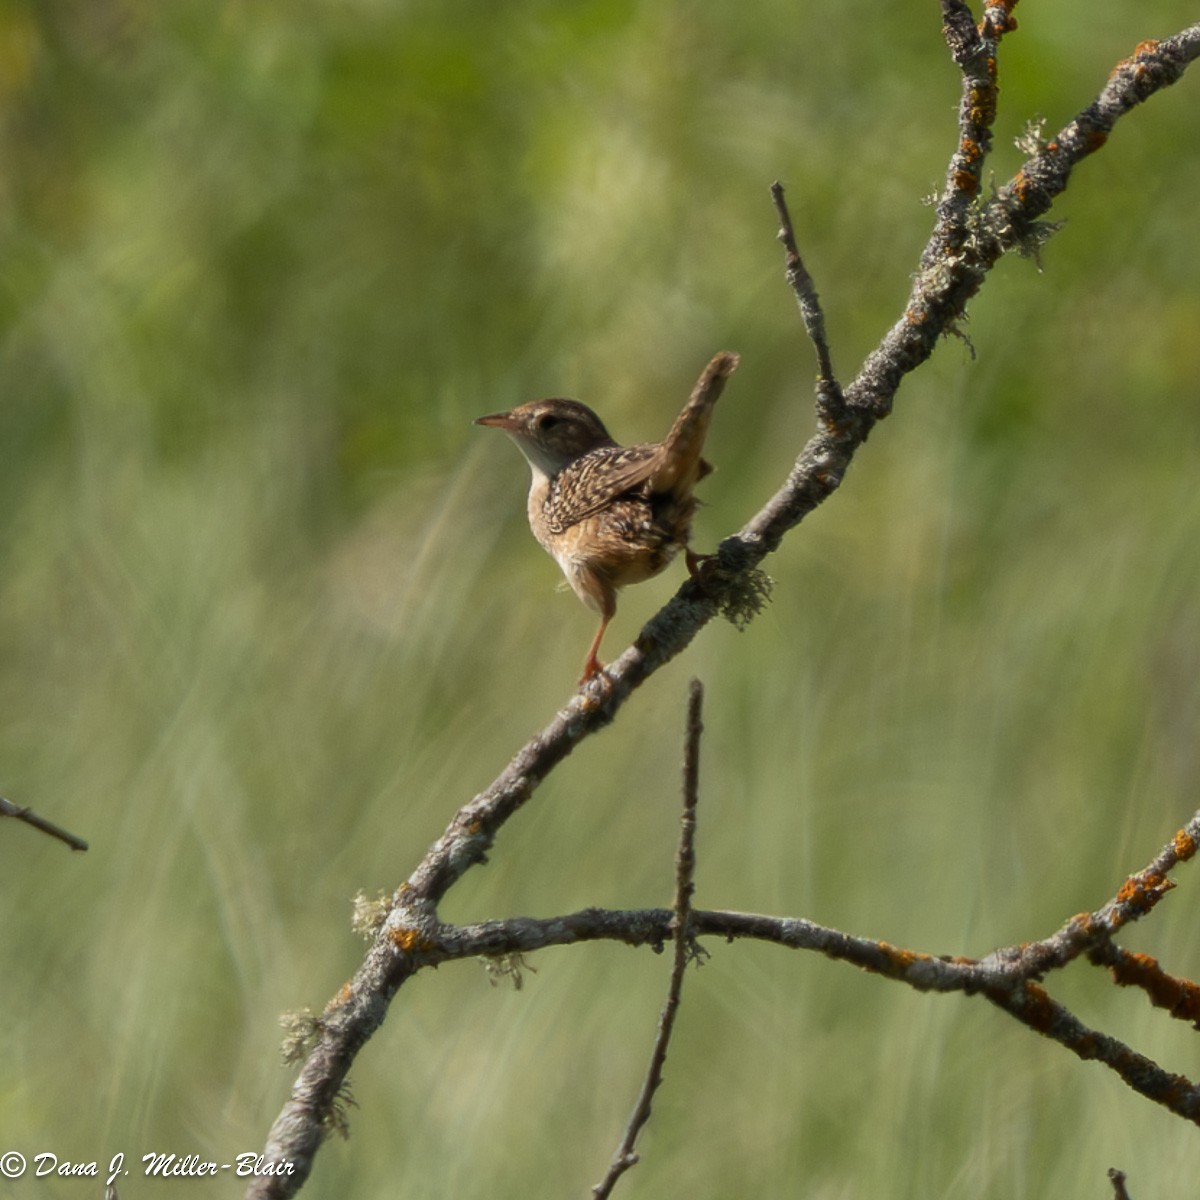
[1015,982,1057,1032]
[389,925,437,954]
[1069,912,1097,937]
[325,982,354,1013]
[959,137,983,163]
[1112,40,1160,82]
[1113,870,1175,923]
[980,1,1018,38]
[875,940,931,973]
[1173,829,1198,860]
[952,169,979,195]
[1116,876,1140,903]
[967,86,996,128]
[1114,949,1158,975]
[1107,950,1200,1026]
[1010,169,1034,203]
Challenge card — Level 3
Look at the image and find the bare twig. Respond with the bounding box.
[592,680,705,1199]
[0,794,88,853]
[248,20,1200,1195]
[769,182,840,407]
[1108,1167,1132,1200]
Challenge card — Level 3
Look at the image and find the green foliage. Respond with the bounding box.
[1,3,1199,1197]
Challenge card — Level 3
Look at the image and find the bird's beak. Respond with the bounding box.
[474,411,518,430]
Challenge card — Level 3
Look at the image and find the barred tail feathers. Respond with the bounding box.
[650,351,739,496]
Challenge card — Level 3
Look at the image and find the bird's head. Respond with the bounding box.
[474,398,616,478]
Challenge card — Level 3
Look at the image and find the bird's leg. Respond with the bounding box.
[575,568,617,687]
[578,614,611,685]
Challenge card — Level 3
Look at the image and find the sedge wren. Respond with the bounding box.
[475,351,739,684]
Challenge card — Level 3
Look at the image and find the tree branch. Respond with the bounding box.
[396,809,1200,1127]
[248,17,1200,1195]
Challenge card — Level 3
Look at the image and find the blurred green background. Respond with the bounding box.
[1,1,1199,1196]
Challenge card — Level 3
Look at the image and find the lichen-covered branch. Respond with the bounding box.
[403,810,1200,1127]
[247,16,1200,1196]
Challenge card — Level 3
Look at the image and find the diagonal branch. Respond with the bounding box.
[981,981,1200,1125]
[248,20,1200,1196]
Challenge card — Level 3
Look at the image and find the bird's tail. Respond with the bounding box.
[651,351,740,496]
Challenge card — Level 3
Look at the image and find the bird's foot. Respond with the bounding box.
[577,656,615,697]
[687,547,774,629]
[685,548,722,588]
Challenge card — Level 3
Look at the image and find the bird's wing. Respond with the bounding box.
[541,444,663,534]
[541,352,739,534]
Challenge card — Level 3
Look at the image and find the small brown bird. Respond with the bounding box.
[475,351,739,684]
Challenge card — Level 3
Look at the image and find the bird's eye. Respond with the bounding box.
[537,414,560,431]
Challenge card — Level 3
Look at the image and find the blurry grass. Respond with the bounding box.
[1,2,1199,1197]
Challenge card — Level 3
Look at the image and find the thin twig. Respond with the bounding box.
[769,182,841,410]
[592,680,704,1199]
[1108,1167,1132,1200]
[0,795,88,852]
